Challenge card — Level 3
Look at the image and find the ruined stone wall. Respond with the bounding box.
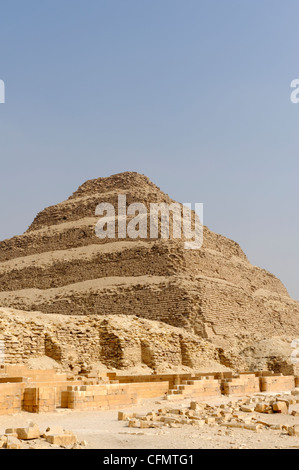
[0,311,101,368]
[0,309,221,371]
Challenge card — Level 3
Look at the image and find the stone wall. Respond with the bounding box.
[0,363,297,415]
[0,309,222,372]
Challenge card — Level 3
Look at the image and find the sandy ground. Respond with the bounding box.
[1,394,299,449]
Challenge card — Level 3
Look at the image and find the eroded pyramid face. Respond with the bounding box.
[0,172,298,373]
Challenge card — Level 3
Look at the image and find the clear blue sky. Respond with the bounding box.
[0,0,298,299]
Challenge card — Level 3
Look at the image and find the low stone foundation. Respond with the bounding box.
[221,374,260,396]
[66,382,169,411]
[0,383,24,415]
[258,374,295,392]
[0,365,298,415]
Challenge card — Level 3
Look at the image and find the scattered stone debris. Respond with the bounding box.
[118,392,299,436]
[288,425,299,437]
[0,422,86,450]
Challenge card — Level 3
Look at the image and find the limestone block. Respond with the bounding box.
[45,432,77,447]
[240,405,255,412]
[288,425,299,437]
[254,403,271,413]
[0,436,7,448]
[272,402,289,414]
[6,436,22,449]
[43,425,65,436]
[16,423,40,440]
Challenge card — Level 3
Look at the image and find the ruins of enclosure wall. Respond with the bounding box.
[0,365,298,415]
[66,382,170,411]
[259,375,295,392]
[0,310,222,371]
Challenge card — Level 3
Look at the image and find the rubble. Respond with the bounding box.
[0,423,85,449]
[45,431,77,447]
[15,423,40,440]
[118,393,299,436]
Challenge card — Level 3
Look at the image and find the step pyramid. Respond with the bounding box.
[0,172,298,371]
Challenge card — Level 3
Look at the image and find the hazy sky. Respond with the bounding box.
[0,0,298,299]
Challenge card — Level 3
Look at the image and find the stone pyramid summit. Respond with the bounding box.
[0,171,298,373]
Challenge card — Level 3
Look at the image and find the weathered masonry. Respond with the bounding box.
[0,365,297,415]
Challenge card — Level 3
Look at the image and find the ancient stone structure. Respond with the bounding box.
[0,364,297,415]
[0,171,298,373]
[0,310,227,371]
